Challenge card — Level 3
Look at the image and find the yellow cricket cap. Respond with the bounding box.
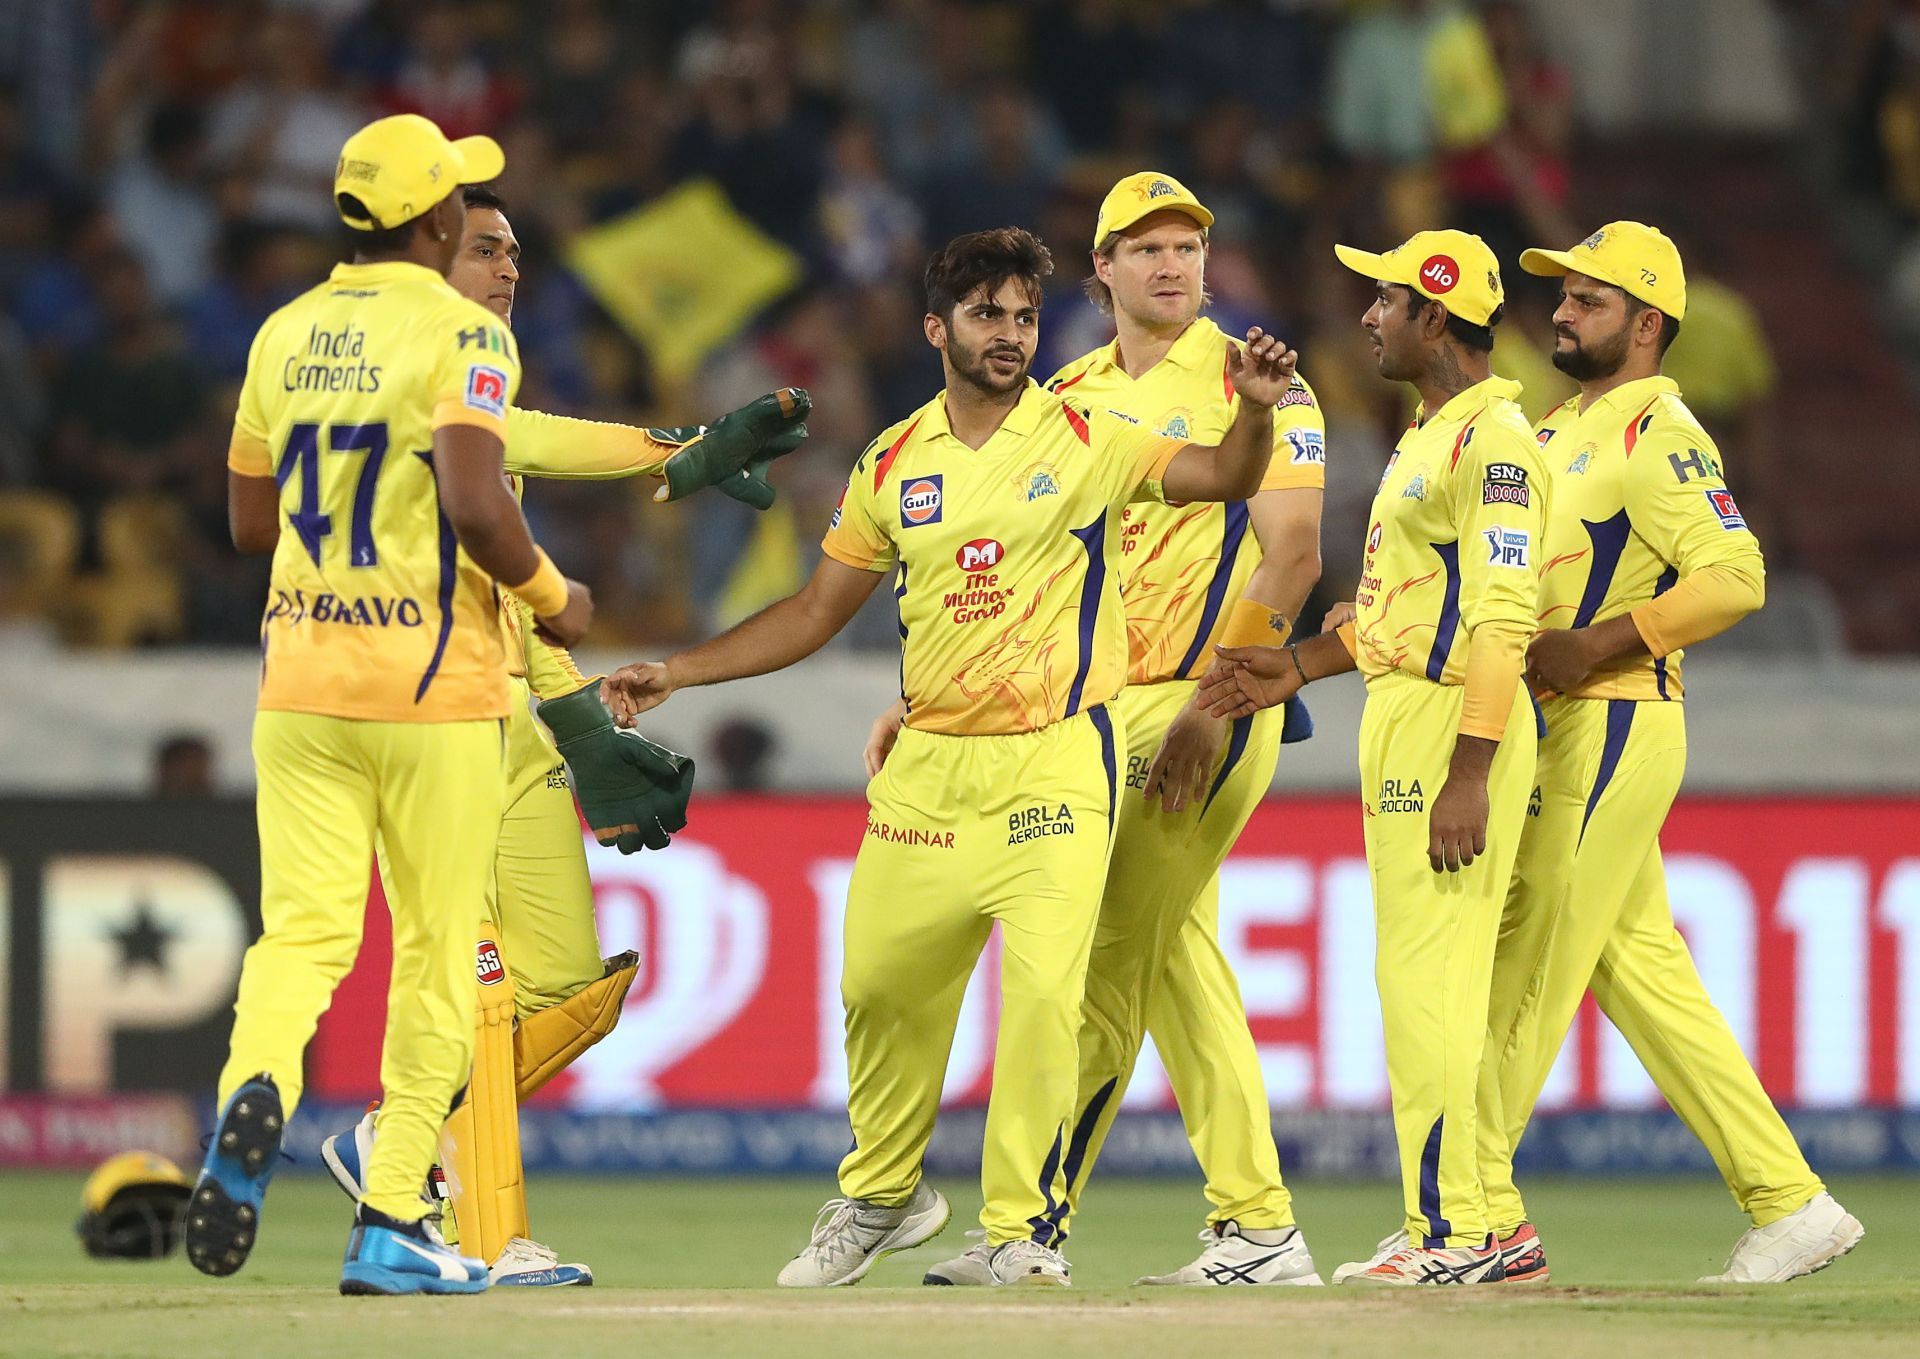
[1333,228,1505,326]
[1519,221,1686,320]
[333,114,505,232]
[1093,171,1214,248]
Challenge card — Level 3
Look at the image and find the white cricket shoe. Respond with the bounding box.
[1700,1192,1864,1283]
[776,1181,951,1287]
[923,1230,995,1286]
[1135,1220,1324,1286]
[1330,1228,1407,1284]
[491,1236,593,1287]
[1338,1238,1505,1287]
[989,1239,1070,1287]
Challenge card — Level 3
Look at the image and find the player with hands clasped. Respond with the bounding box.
[1472,223,1861,1285]
[606,226,1292,1289]
[1202,230,1548,1286]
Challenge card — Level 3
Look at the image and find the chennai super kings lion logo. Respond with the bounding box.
[1018,459,1062,502]
[1157,410,1192,440]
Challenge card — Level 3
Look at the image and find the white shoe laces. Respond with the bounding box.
[501,1237,560,1265]
[800,1198,889,1269]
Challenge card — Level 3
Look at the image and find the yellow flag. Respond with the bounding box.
[566,180,802,386]
[715,502,804,629]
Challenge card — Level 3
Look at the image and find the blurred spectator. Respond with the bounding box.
[1326,0,1505,167]
[709,717,777,792]
[819,116,922,286]
[205,10,366,232]
[186,226,328,381]
[380,0,519,138]
[920,82,1067,245]
[47,248,209,518]
[0,310,44,483]
[152,732,215,798]
[103,101,219,307]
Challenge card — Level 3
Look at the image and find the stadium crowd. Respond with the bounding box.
[0,0,1799,651]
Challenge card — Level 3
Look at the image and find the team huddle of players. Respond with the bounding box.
[186,112,1862,1296]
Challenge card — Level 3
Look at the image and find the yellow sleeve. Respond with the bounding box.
[226,325,273,476]
[512,592,595,700]
[1623,429,1766,657]
[427,303,521,443]
[503,406,678,480]
[820,441,896,573]
[1453,417,1548,740]
[1085,405,1180,506]
[1262,375,1327,492]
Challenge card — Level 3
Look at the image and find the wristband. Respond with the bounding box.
[1219,597,1293,650]
[1288,642,1310,685]
[509,550,568,617]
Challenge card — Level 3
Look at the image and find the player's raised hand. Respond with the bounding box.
[1224,327,1300,409]
[863,698,909,779]
[535,578,594,648]
[653,387,813,508]
[1140,705,1227,814]
[1197,643,1302,719]
[602,661,676,727]
[1321,601,1357,634]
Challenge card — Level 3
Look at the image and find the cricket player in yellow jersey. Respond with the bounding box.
[193,114,596,1296]
[1201,230,1546,1286]
[868,174,1329,1287]
[316,183,811,1287]
[1470,222,1861,1283]
[604,228,1300,1288]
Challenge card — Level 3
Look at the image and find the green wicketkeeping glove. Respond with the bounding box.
[537,684,695,854]
[649,387,812,509]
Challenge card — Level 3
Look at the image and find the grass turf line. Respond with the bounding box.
[1,1171,1914,1358]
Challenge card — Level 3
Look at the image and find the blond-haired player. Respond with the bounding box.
[189,114,592,1295]
[605,227,1300,1288]
[317,183,809,1287]
[872,174,1330,1287]
[1472,222,1862,1284]
[1202,230,1547,1286]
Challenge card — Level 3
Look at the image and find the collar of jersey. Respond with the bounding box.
[1091,315,1218,380]
[1575,373,1679,419]
[1417,373,1522,427]
[328,260,455,291]
[921,380,1048,445]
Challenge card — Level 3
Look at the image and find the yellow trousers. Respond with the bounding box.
[491,679,605,1014]
[222,710,503,1220]
[1479,696,1822,1232]
[838,705,1122,1247]
[1360,671,1535,1248]
[1056,679,1293,1239]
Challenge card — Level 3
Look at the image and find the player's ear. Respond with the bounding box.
[923,312,946,350]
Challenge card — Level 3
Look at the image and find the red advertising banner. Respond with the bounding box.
[306,796,1920,1113]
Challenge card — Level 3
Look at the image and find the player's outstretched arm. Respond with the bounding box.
[1157,328,1296,503]
[604,554,883,726]
[1198,628,1356,720]
[504,388,812,510]
[435,421,594,646]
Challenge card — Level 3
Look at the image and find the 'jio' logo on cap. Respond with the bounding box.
[1419,255,1459,294]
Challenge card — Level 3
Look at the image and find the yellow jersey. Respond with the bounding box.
[1043,317,1326,685]
[1533,375,1763,702]
[822,382,1181,735]
[497,407,678,694]
[1353,375,1547,689]
[228,260,523,723]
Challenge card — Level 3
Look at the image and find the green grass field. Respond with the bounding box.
[3,1171,1915,1358]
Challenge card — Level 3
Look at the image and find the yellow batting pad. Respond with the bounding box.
[441,932,529,1265]
[514,951,640,1100]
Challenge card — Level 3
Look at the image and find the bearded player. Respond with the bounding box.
[316,183,810,1286]
[1202,231,1548,1286]
[868,174,1330,1286]
[605,228,1300,1288]
[1472,222,1862,1283]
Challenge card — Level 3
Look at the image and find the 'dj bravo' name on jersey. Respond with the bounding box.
[264,589,424,628]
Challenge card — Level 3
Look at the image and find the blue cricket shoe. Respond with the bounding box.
[185,1073,285,1278]
[340,1206,490,1296]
